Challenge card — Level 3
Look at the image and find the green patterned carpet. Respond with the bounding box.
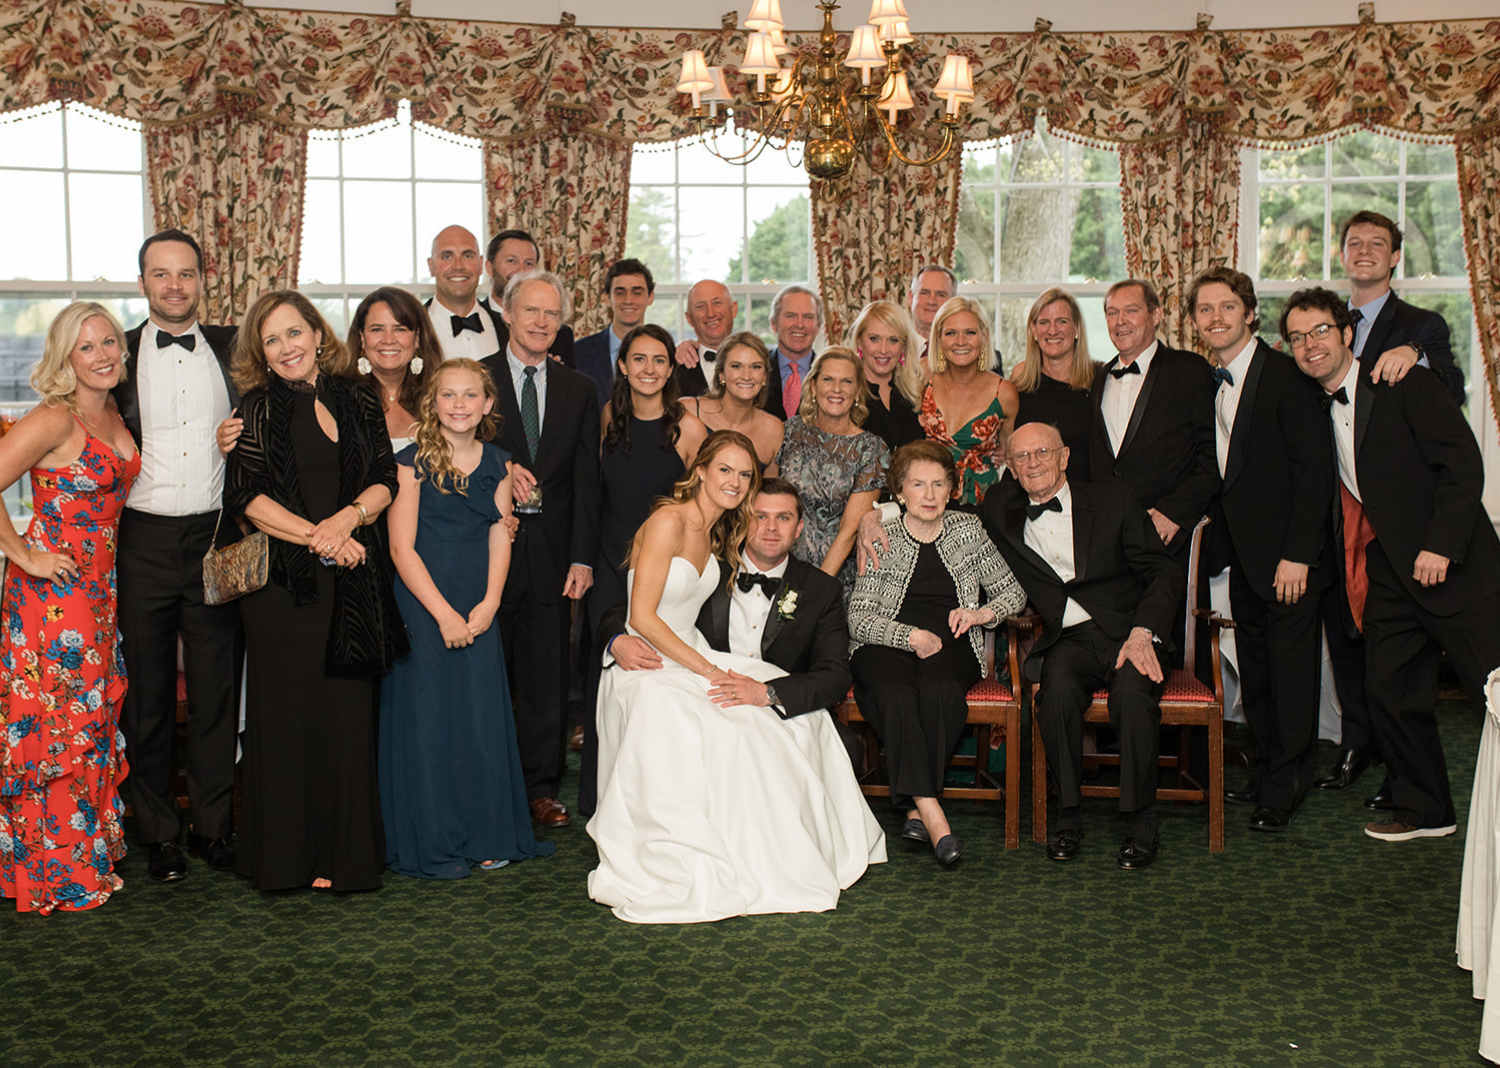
[2,700,1489,1067]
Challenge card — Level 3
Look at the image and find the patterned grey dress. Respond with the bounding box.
[774,416,890,599]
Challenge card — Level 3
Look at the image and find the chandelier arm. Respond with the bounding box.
[874,115,960,167]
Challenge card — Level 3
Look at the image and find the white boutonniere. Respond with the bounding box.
[776,588,799,620]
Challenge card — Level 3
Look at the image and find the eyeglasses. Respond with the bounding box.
[1009,447,1057,465]
[1286,323,1339,349]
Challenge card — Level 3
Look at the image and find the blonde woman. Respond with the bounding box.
[919,297,1020,507]
[0,303,139,913]
[589,430,882,923]
[846,300,926,450]
[1010,288,1100,483]
[770,348,890,599]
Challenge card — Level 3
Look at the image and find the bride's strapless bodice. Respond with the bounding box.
[625,557,718,636]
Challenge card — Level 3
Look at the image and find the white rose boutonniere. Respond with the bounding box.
[776,588,799,620]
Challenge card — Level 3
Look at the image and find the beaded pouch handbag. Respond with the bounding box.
[202,508,268,605]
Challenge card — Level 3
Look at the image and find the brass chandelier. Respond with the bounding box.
[675,0,974,181]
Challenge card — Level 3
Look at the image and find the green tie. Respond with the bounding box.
[521,365,541,458]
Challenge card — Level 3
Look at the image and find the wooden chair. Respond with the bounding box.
[1028,519,1232,851]
[837,624,1026,849]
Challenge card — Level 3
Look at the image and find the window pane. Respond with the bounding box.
[1257,183,1325,281]
[1405,142,1457,176]
[1075,144,1120,184]
[627,186,678,285]
[299,178,344,285]
[311,297,349,339]
[341,121,411,180]
[1078,294,1111,361]
[0,295,69,401]
[1331,130,1400,179]
[1260,143,1324,180]
[744,189,808,284]
[415,181,483,283]
[743,136,807,185]
[676,137,742,184]
[1403,182,1465,278]
[955,186,995,283]
[630,144,676,185]
[994,296,1033,373]
[0,105,63,169]
[744,293,777,347]
[681,186,744,283]
[1006,131,1067,184]
[999,186,1079,283]
[0,171,67,280]
[1328,182,1398,279]
[68,173,145,282]
[306,133,340,178]
[413,124,481,181]
[649,293,682,341]
[1070,186,1125,282]
[65,105,142,173]
[344,180,415,285]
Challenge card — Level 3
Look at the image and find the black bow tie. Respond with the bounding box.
[451,313,484,337]
[157,330,196,352]
[1211,366,1234,387]
[1109,361,1141,379]
[1321,387,1349,411]
[1025,497,1063,521]
[736,571,781,596]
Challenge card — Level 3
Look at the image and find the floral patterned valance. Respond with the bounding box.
[2,1,1497,145]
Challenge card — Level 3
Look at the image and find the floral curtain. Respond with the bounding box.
[485,128,633,338]
[810,135,963,342]
[1456,133,1500,424]
[145,112,308,323]
[1118,125,1241,351]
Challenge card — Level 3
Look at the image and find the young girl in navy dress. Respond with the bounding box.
[378,359,554,878]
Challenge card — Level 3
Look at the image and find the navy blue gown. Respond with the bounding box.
[378,442,555,878]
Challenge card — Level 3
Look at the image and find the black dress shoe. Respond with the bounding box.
[1249,806,1291,832]
[146,841,187,883]
[1315,747,1373,790]
[933,834,963,866]
[1224,785,1259,807]
[1046,828,1082,862]
[1117,835,1160,871]
[1365,776,1396,810]
[901,817,931,844]
[187,834,237,872]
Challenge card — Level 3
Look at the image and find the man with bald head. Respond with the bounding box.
[673,279,741,398]
[426,224,503,361]
[983,422,1182,870]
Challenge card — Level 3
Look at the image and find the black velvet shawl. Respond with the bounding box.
[225,373,408,677]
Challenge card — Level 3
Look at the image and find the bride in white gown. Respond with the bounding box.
[588,430,886,924]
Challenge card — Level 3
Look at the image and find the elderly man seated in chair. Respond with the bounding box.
[982,423,1183,870]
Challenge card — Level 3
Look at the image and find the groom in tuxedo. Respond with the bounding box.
[600,478,856,757]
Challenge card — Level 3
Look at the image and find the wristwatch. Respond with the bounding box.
[764,683,781,708]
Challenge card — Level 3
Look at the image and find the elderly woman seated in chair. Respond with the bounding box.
[846,439,1026,867]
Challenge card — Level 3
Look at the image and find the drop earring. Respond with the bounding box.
[409,356,424,375]
[357,357,372,375]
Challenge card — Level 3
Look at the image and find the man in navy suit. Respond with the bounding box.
[1284,286,1500,841]
[1189,267,1333,832]
[764,285,822,421]
[480,270,601,828]
[572,258,662,410]
[479,228,575,366]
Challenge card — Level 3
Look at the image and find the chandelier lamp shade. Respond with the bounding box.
[676,0,970,180]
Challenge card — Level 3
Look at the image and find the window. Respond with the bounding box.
[299,101,485,335]
[955,119,1128,368]
[1246,131,1474,412]
[627,130,814,344]
[0,102,151,403]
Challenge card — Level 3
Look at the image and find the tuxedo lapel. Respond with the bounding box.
[1116,353,1160,457]
[760,560,798,654]
[1070,491,1095,584]
[1221,346,1265,492]
[493,357,531,468]
[1354,373,1376,457]
[1090,360,1112,457]
[1001,502,1060,580]
[1361,298,1396,364]
[705,561,731,649]
[534,361,568,463]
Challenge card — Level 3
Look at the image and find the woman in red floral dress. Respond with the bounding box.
[0,303,139,914]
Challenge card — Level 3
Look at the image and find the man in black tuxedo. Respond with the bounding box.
[984,423,1183,870]
[600,478,855,760]
[426,225,505,363]
[670,279,740,398]
[1189,267,1333,832]
[573,258,662,410]
[479,228,575,367]
[764,285,822,421]
[1283,286,1500,841]
[115,229,241,882]
[1340,210,1465,405]
[480,270,601,829]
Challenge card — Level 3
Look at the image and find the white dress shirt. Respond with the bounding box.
[1213,337,1256,476]
[1348,290,1391,362]
[128,322,232,516]
[431,298,499,361]
[1021,483,1092,627]
[1328,358,1363,502]
[505,346,549,429]
[728,556,788,659]
[1101,341,1158,456]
